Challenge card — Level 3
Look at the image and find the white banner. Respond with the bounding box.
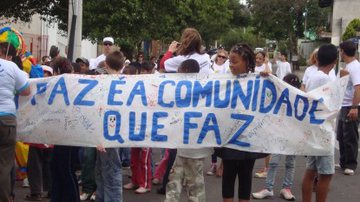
[16,73,348,155]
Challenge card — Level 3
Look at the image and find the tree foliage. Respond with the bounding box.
[1,0,245,51]
[220,27,266,50]
[228,0,251,28]
[342,18,360,41]
[248,0,330,54]
[0,0,63,23]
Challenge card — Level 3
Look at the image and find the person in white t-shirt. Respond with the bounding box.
[89,37,114,70]
[275,51,292,80]
[336,40,360,176]
[0,42,30,202]
[302,48,337,91]
[161,28,211,74]
[302,44,338,202]
[210,49,229,74]
[255,51,272,73]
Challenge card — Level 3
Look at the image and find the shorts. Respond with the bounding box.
[306,155,334,175]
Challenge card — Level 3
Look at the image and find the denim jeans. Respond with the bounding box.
[95,148,122,202]
[265,154,296,191]
[119,148,130,167]
[81,147,97,194]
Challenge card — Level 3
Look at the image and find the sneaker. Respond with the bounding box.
[135,187,150,194]
[90,193,96,201]
[152,178,161,185]
[206,164,217,176]
[252,189,274,199]
[344,168,355,175]
[80,192,91,201]
[334,163,343,170]
[254,169,268,178]
[123,182,138,190]
[280,188,295,201]
[22,178,30,188]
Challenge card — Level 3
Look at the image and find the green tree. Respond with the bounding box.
[220,27,266,50]
[0,0,65,23]
[2,0,234,52]
[248,0,307,55]
[228,0,251,28]
[248,0,330,56]
[342,18,360,41]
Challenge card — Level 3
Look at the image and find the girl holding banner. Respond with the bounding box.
[217,43,268,202]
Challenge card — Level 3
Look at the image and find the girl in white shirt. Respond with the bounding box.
[211,49,229,74]
[255,51,272,73]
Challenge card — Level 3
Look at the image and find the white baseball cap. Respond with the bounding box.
[41,65,53,75]
[103,37,114,44]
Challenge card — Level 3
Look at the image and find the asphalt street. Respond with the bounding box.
[14,146,360,202]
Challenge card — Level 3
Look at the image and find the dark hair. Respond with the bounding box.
[317,44,337,67]
[178,59,200,73]
[72,62,81,73]
[12,56,23,70]
[105,51,124,71]
[283,73,301,89]
[177,28,202,55]
[123,64,137,75]
[340,40,357,57]
[140,61,154,73]
[0,43,23,69]
[137,52,144,60]
[230,43,256,72]
[49,45,60,59]
[42,55,50,62]
[280,50,287,57]
[0,42,17,59]
[51,57,73,75]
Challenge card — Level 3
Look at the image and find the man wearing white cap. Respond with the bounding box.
[89,37,114,69]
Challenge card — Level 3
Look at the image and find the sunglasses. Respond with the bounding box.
[218,55,227,59]
[103,42,113,46]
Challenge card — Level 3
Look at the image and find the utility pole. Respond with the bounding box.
[67,0,82,62]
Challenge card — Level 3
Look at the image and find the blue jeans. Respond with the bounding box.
[265,154,296,191]
[119,148,130,167]
[95,148,122,202]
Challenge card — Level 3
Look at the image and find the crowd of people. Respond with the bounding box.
[0,27,359,202]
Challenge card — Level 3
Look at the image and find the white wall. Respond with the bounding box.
[331,0,360,46]
[81,39,97,60]
[1,14,97,61]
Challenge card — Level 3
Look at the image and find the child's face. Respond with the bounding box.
[78,62,89,73]
[229,52,247,75]
[255,53,265,66]
[280,54,286,61]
